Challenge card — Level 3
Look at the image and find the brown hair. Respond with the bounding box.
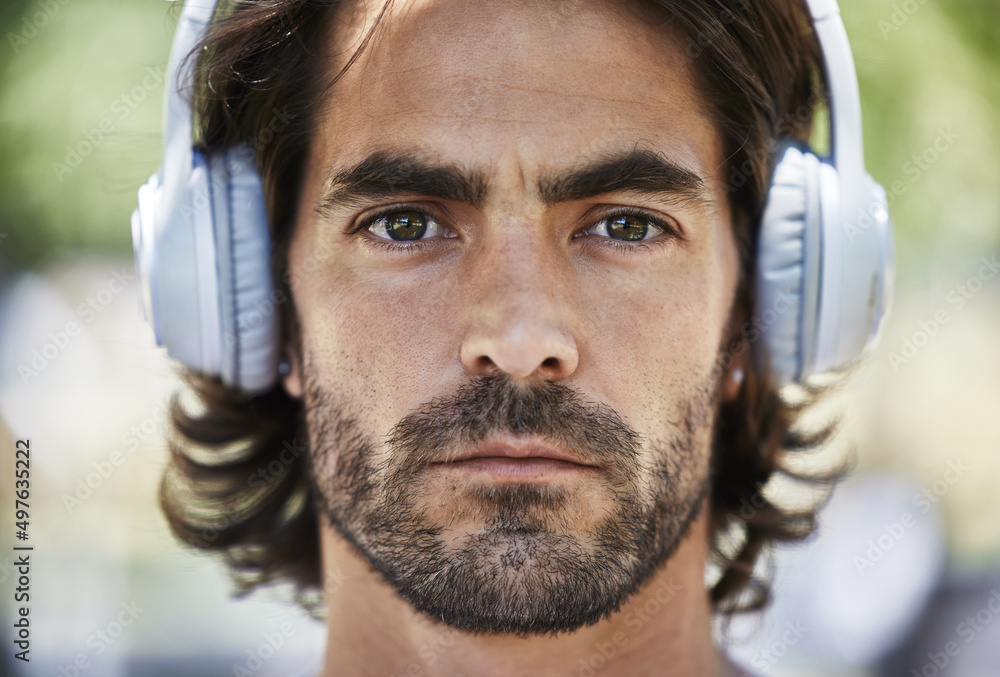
[161,0,843,615]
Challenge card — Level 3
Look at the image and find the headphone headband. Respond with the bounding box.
[807,0,865,193]
[800,0,893,377]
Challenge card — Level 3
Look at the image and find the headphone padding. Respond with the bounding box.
[210,148,279,393]
[755,143,823,384]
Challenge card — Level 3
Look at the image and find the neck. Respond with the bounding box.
[319,508,725,677]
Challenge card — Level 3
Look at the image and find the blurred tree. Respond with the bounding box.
[0,0,174,270]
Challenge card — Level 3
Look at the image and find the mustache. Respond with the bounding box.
[385,375,644,477]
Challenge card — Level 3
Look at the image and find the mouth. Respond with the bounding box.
[428,438,602,480]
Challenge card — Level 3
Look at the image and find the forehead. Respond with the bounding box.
[314,0,721,187]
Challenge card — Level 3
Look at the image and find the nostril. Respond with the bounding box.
[476,355,498,374]
[460,332,578,381]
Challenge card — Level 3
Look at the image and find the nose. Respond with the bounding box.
[459,240,580,383]
[461,322,579,382]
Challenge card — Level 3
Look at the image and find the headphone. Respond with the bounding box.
[132,0,894,393]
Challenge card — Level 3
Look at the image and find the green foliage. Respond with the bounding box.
[0,0,174,268]
[844,0,1000,251]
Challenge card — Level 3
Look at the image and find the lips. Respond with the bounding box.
[433,438,600,469]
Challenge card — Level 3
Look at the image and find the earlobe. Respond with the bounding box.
[280,346,304,399]
[721,352,746,403]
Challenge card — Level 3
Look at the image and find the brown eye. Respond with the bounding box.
[581,210,674,250]
[604,214,649,241]
[381,211,428,241]
[362,209,449,247]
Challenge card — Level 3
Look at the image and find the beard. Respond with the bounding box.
[302,358,721,636]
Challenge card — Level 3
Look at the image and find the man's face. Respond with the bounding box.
[285,0,740,634]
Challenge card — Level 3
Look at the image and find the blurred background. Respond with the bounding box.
[0,0,997,675]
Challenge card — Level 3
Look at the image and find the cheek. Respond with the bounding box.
[292,242,462,426]
[337,283,455,379]
[576,256,727,431]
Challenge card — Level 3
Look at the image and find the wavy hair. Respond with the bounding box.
[160,0,844,615]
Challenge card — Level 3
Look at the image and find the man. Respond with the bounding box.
[146,0,871,674]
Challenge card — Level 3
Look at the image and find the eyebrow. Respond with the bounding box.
[538,148,711,208]
[317,152,489,214]
[316,148,712,216]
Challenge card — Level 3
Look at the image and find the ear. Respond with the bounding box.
[281,341,304,399]
[721,347,747,404]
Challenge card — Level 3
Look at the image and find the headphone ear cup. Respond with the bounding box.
[755,142,824,385]
[130,0,281,393]
[208,148,280,393]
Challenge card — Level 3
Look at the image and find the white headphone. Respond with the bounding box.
[132,0,893,393]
